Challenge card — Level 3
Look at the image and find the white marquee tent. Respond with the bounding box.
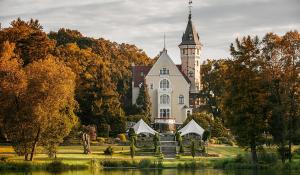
[131,119,158,135]
[178,119,204,136]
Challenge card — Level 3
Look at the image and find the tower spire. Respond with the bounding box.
[188,0,192,20]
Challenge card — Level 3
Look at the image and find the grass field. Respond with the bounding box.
[0,144,245,168]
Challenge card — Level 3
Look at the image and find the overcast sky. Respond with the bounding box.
[0,0,299,63]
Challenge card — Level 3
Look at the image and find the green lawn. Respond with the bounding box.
[0,144,245,167]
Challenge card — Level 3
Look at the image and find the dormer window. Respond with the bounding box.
[160,68,169,75]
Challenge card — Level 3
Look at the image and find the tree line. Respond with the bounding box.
[199,31,300,163]
[0,18,153,160]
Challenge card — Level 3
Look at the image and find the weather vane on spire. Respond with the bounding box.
[188,0,193,19]
[189,0,193,14]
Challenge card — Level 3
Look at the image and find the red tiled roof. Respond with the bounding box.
[132,66,151,87]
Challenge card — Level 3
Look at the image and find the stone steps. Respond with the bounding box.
[159,133,177,158]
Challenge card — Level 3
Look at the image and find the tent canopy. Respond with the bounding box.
[178,119,204,136]
[131,119,158,135]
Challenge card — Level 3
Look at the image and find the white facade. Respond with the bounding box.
[145,50,191,125]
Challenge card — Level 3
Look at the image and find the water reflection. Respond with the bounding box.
[1,169,299,175]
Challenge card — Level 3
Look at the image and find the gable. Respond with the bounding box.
[146,50,190,86]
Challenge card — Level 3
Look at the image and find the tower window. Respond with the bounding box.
[189,34,193,40]
[179,95,184,104]
[160,79,169,89]
[160,68,169,75]
[160,94,170,104]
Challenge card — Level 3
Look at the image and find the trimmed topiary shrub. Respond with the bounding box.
[104,146,114,155]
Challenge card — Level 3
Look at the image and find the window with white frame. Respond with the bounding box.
[160,108,170,118]
[160,68,169,75]
[179,95,184,104]
[160,79,169,89]
[160,94,170,104]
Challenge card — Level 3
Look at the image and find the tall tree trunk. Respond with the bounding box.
[288,91,295,162]
[24,153,28,161]
[250,138,258,164]
[30,128,41,161]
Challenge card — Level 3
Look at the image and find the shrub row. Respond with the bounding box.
[0,161,88,172]
[177,161,207,169]
[101,159,163,169]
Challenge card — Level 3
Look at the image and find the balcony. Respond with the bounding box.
[154,117,175,124]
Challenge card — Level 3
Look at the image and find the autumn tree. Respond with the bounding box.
[53,44,125,135]
[0,41,27,151]
[49,29,153,115]
[224,36,269,163]
[199,59,229,120]
[3,56,77,161]
[0,18,55,65]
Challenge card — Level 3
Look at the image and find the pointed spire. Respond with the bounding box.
[163,33,166,50]
[162,33,167,53]
[179,0,201,46]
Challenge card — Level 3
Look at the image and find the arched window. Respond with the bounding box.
[179,95,184,104]
[160,68,169,75]
[160,79,169,89]
[160,94,170,104]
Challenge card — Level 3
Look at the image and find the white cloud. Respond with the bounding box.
[0,0,299,64]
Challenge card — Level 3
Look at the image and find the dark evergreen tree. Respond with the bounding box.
[136,83,151,123]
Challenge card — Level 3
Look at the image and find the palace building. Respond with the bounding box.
[132,8,202,132]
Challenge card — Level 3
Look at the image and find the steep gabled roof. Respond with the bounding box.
[132,50,191,87]
[179,14,201,46]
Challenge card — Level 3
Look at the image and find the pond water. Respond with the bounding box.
[1,169,299,175]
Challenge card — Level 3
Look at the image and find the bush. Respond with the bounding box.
[234,154,247,163]
[0,157,8,162]
[283,162,300,170]
[118,134,127,142]
[104,146,114,155]
[138,159,152,168]
[202,130,211,142]
[257,152,278,164]
[177,161,206,169]
[96,137,105,144]
[101,160,137,168]
[0,161,88,172]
